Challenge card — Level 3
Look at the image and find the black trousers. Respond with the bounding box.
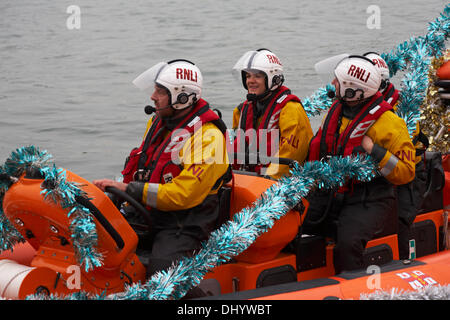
[145,194,220,275]
[303,178,396,273]
[139,194,220,299]
[396,159,427,259]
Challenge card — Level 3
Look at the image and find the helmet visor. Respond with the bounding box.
[132,62,168,95]
[231,50,260,83]
[314,53,349,83]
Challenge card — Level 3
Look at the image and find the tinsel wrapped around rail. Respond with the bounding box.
[382,4,449,137]
[360,284,450,300]
[106,154,378,301]
[40,165,103,272]
[0,146,103,271]
[395,39,431,136]
[0,145,53,252]
[26,153,378,300]
[302,83,335,117]
[383,6,450,77]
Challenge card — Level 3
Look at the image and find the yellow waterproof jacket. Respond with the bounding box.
[134,117,230,212]
[232,100,313,179]
[339,110,416,185]
[391,100,424,164]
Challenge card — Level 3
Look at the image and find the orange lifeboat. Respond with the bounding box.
[436,60,450,80]
[0,170,146,299]
[0,156,448,300]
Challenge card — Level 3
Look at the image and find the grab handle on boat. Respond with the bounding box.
[75,195,125,251]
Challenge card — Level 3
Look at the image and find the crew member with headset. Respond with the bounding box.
[93,59,230,282]
[231,49,313,179]
[304,55,416,273]
[364,52,429,260]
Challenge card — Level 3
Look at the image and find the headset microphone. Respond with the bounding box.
[327,90,336,99]
[144,103,179,115]
[144,105,156,115]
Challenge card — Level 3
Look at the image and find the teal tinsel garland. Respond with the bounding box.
[0,146,103,271]
[0,146,52,251]
[27,154,377,301]
[0,207,24,252]
[395,39,431,135]
[382,4,449,137]
[40,165,103,272]
[302,83,335,117]
[107,154,378,300]
[383,5,450,77]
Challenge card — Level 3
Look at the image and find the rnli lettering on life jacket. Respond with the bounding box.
[347,64,371,83]
[281,134,299,149]
[187,164,204,182]
[308,92,392,161]
[176,68,198,82]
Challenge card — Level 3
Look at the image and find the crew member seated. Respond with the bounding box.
[93,59,230,281]
[303,55,415,273]
[231,48,313,179]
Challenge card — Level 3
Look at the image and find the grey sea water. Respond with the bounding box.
[0,0,447,180]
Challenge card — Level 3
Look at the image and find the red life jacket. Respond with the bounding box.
[382,83,400,107]
[121,99,223,184]
[233,86,301,173]
[308,92,392,161]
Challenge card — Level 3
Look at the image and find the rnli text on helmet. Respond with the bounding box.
[347,65,371,83]
[266,54,282,65]
[371,58,388,69]
[176,68,198,82]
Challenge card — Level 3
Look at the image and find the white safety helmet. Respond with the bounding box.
[334,55,381,102]
[232,48,284,92]
[133,59,202,110]
[363,52,390,90]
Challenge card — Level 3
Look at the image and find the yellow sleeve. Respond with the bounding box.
[265,101,314,179]
[232,105,241,130]
[366,111,415,185]
[146,122,229,211]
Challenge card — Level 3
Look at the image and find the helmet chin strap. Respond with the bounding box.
[341,95,370,108]
[380,79,390,93]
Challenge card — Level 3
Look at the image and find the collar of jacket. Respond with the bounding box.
[341,98,371,119]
